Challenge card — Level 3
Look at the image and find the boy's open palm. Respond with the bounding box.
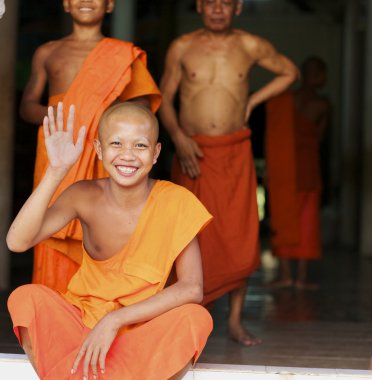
[43,102,86,170]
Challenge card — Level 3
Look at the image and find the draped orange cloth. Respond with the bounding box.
[8,181,213,380]
[32,38,161,292]
[266,91,322,259]
[172,129,260,305]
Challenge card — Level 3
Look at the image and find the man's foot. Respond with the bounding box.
[265,279,293,289]
[295,280,319,290]
[228,323,262,347]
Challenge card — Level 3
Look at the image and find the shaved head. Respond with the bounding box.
[98,102,159,142]
[301,56,326,76]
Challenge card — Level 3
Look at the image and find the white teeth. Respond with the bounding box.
[117,166,136,174]
[80,7,93,11]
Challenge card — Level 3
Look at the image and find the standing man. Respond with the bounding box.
[159,0,298,346]
[266,56,330,289]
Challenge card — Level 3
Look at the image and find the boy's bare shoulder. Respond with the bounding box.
[32,39,64,62]
[67,178,107,201]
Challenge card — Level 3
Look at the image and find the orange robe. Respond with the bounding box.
[172,129,260,305]
[266,91,321,259]
[8,181,213,380]
[32,38,161,293]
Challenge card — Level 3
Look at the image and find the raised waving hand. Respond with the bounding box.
[43,102,86,170]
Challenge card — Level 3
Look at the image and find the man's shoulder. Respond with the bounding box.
[234,29,269,48]
[170,30,204,51]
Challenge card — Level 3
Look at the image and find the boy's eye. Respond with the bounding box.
[135,143,148,149]
[110,141,121,147]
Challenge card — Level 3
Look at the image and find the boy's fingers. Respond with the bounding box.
[67,104,75,134]
[90,348,100,379]
[43,116,50,138]
[76,126,86,150]
[99,351,107,375]
[47,106,56,134]
[83,348,93,380]
[71,346,86,375]
[56,102,63,131]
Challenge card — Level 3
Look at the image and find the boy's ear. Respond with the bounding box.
[153,143,161,164]
[235,0,243,16]
[63,0,70,12]
[196,0,202,14]
[106,0,114,13]
[94,139,103,160]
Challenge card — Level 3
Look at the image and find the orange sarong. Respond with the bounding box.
[32,38,161,293]
[8,181,213,379]
[172,129,260,305]
[266,91,322,259]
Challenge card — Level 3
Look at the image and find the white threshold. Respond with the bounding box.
[1,354,372,379]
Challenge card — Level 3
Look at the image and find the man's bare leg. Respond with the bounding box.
[168,361,192,380]
[266,258,293,288]
[227,285,262,347]
[19,327,38,373]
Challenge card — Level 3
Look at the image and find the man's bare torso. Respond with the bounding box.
[178,30,255,136]
[43,37,102,96]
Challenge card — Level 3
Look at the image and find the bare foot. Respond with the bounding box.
[295,281,319,290]
[228,322,262,347]
[265,279,293,289]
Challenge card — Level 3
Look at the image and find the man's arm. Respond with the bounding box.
[159,38,203,179]
[72,237,204,378]
[7,104,86,252]
[245,36,299,121]
[19,43,53,125]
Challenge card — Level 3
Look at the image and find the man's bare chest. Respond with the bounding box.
[182,45,253,84]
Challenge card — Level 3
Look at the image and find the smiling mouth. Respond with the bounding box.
[79,7,94,12]
[116,166,138,176]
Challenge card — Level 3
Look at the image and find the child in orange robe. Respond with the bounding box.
[8,102,212,380]
[20,0,161,294]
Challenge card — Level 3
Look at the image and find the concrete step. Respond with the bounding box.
[1,354,372,379]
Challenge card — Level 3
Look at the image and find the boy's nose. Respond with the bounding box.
[119,146,136,160]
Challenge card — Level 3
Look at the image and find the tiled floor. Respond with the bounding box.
[200,249,372,370]
[1,248,372,372]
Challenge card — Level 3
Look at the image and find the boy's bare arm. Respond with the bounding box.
[72,237,203,378]
[7,103,86,252]
[245,36,299,121]
[20,43,53,125]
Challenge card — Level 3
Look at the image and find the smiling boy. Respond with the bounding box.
[7,102,212,380]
